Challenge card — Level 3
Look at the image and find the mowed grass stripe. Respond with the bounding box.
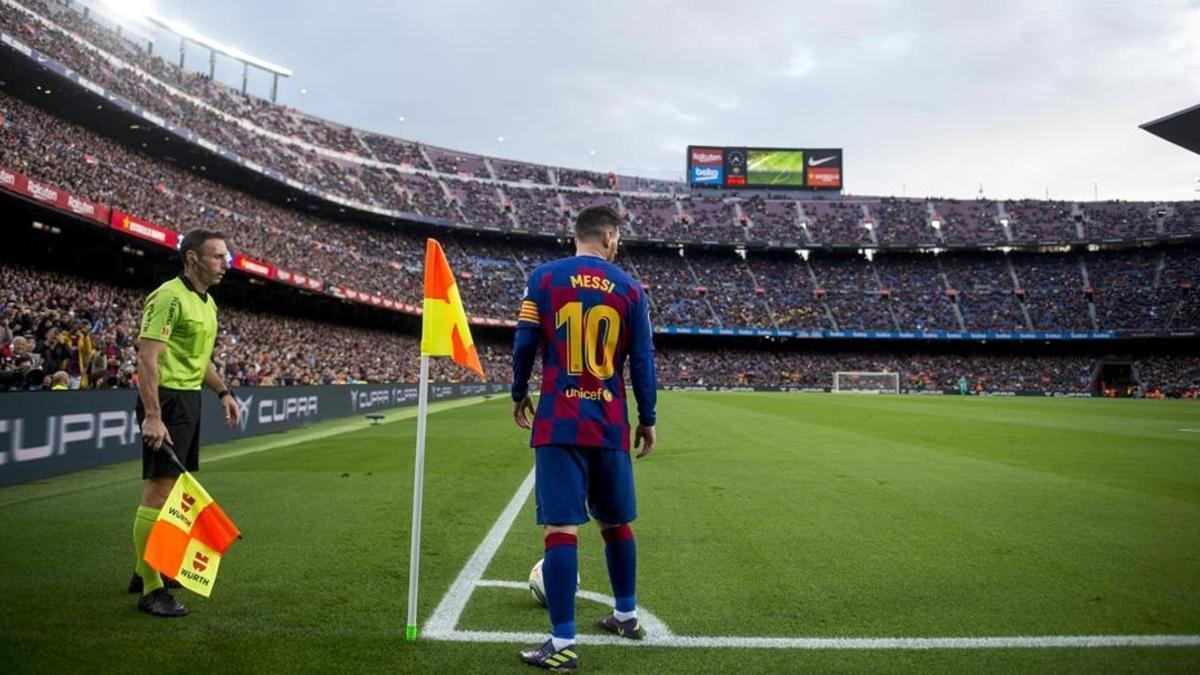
[686,394,1200,504]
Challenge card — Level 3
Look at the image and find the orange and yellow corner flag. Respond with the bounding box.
[421,238,486,380]
[143,472,241,598]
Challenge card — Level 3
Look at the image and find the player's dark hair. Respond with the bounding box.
[179,228,227,266]
[574,205,622,243]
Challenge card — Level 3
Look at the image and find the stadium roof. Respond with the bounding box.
[1140,103,1200,156]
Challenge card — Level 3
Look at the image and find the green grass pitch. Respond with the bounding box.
[747,150,805,186]
[2,393,1199,673]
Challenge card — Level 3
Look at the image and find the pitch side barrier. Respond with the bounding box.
[664,385,1096,398]
[0,382,508,487]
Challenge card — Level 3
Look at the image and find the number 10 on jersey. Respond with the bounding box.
[555,301,620,379]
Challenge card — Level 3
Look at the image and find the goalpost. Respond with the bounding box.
[833,371,900,394]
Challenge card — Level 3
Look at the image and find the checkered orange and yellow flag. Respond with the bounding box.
[143,469,241,598]
[420,238,486,380]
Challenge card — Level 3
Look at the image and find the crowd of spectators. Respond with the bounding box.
[655,348,1097,393]
[1,0,1193,247]
[3,82,1197,336]
[1,2,1198,338]
[1135,356,1200,398]
[0,265,516,390]
[5,266,1198,397]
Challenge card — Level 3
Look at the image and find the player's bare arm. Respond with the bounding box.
[136,338,171,451]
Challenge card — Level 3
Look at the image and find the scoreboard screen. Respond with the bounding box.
[687,146,842,191]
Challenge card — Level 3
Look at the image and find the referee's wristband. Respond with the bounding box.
[216,389,233,400]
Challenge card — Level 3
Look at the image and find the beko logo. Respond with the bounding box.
[693,166,721,181]
[0,411,141,465]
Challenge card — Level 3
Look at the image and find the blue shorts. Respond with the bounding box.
[534,445,637,526]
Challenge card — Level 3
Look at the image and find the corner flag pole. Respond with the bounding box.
[405,354,431,641]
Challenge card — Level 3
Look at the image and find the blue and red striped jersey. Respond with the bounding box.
[512,255,657,452]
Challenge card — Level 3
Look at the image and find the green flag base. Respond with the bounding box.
[406,625,418,641]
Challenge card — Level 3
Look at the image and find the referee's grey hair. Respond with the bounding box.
[178,229,227,266]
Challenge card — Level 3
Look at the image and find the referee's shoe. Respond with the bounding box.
[137,588,188,617]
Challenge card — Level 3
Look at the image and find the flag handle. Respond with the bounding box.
[161,442,187,473]
[405,354,431,640]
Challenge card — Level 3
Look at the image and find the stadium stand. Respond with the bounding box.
[0,0,1197,397]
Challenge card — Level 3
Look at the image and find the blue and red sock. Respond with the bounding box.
[544,531,578,642]
[603,524,637,614]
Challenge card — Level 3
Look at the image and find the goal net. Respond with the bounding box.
[833,371,900,394]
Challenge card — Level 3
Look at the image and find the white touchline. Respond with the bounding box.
[1179,429,1200,433]
[422,468,1200,650]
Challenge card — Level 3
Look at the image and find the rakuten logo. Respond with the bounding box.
[68,195,95,216]
[0,169,15,187]
[691,148,723,166]
[27,181,58,202]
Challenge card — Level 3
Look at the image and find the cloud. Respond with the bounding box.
[782,50,817,79]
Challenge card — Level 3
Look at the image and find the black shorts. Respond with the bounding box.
[137,388,202,479]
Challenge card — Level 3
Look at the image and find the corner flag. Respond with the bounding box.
[421,238,485,380]
[407,238,485,641]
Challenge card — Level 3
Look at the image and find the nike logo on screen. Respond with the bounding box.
[808,156,837,166]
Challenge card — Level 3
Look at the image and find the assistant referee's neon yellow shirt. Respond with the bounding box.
[139,276,218,390]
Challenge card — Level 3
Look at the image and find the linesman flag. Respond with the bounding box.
[421,238,486,380]
[143,462,241,598]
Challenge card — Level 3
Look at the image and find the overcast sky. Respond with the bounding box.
[139,0,1199,200]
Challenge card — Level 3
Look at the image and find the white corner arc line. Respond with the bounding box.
[473,580,674,637]
[423,468,1200,650]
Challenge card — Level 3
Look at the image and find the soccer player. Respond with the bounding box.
[130,229,240,617]
[512,206,658,670]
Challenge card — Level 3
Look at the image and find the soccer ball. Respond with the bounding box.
[528,558,580,607]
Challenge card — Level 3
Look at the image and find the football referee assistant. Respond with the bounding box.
[130,229,239,617]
